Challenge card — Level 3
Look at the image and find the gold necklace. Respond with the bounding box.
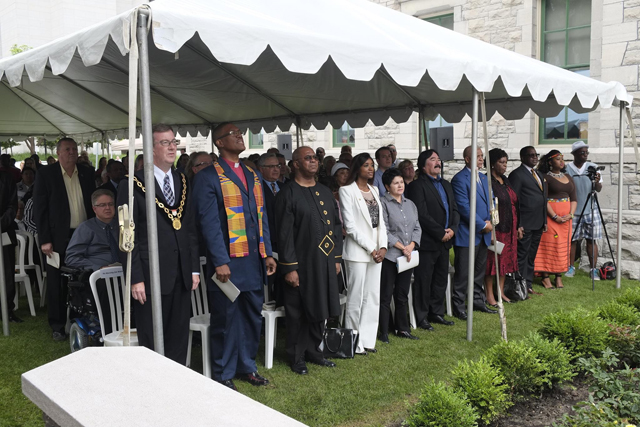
[133,173,187,230]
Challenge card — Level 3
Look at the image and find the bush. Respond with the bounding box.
[485,340,548,398]
[539,307,611,360]
[404,380,478,427]
[522,332,576,387]
[451,357,512,425]
[608,324,640,368]
[597,300,640,326]
[616,287,640,312]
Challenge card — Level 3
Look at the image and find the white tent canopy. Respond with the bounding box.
[0,0,631,141]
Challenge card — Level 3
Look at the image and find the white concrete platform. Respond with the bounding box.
[22,346,307,427]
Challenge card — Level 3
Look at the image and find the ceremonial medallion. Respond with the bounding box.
[173,218,182,230]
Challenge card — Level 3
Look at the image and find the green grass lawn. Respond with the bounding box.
[1,271,637,427]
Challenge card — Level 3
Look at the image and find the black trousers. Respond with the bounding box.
[412,246,449,324]
[284,284,325,365]
[46,231,74,333]
[379,258,412,334]
[2,244,16,314]
[517,227,543,287]
[134,270,191,365]
[453,241,488,313]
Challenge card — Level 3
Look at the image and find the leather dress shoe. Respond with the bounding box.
[364,347,377,353]
[52,331,66,342]
[9,312,23,323]
[291,361,308,375]
[453,310,468,321]
[356,351,368,356]
[219,379,238,391]
[427,315,454,326]
[474,305,498,314]
[379,333,390,344]
[236,371,270,386]
[396,330,419,340]
[417,320,435,331]
[308,358,336,368]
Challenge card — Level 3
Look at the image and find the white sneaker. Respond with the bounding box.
[591,269,600,281]
[565,266,575,277]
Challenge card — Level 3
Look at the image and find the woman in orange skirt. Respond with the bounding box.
[535,150,577,289]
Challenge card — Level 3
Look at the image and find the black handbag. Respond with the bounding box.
[322,328,358,359]
[504,272,528,301]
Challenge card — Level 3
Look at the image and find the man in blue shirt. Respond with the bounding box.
[373,146,393,196]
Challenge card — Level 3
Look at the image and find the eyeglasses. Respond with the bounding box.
[221,130,243,138]
[156,139,179,147]
[527,153,540,158]
[263,164,282,169]
[94,202,115,208]
[302,155,318,161]
[194,161,212,168]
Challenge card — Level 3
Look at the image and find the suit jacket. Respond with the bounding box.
[33,162,95,252]
[192,160,273,292]
[451,168,491,247]
[339,181,388,262]
[508,164,547,231]
[117,169,199,295]
[0,171,18,246]
[406,174,459,251]
[98,180,118,198]
[262,179,278,252]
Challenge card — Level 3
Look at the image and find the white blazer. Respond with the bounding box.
[339,181,388,262]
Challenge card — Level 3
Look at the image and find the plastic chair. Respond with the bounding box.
[186,257,211,378]
[34,233,47,307]
[88,266,138,347]
[14,233,36,316]
[262,252,285,369]
[446,264,454,317]
[16,230,45,307]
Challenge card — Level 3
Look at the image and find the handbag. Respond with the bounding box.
[504,272,528,301]
[322,328,359,359]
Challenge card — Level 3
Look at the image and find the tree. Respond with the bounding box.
[0,139,20,155]
[37,137,57,155]
[10,44,32,55]
[24,137,36,155]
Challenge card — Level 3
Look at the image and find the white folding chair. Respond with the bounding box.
[262,252,285,369]
[88,267,138,347]
[14,233,36,316]
[16,230,45,307]
[34,233,47,307]
[186,256,211,378]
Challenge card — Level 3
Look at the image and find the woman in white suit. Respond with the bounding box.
[339,153,388,355]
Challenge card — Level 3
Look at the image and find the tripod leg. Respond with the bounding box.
[594,193,616,270]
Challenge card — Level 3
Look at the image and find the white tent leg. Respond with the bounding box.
[0,204,7,336]
[138,9,165,355]
[616,103,625,290]
[467,90,479,342]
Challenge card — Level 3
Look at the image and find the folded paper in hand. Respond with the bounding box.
[211,274,240,302]
[397,251,419,273]
[488,241,505,255]
[46,252,61,269]
[1,232,10,246]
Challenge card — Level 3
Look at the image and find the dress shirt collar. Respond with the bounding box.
[383,191,405,204]
[60,163,78,178]
[426,173,442,183]
[110,179,118,189]
[523,164,534,173]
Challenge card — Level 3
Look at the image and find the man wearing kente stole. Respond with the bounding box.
[117,123,201,364]
[193,122,277,391]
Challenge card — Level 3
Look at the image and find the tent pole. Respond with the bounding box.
[467,89,479,342]
[295,118,301,148]
[137,9,165,355]
[418,108,424,152]
[0,202,7,336]
[616,103,625,290]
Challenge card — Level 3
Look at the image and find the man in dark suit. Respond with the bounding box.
[98,160,125,197]
[33,138,95,341]
[406,149,459,330]
[451,146,496,319]
[0,171,19,323]
[117,124,200,364]
[508,146,547,293]
[193,122,277,391]
[257,153,282,253]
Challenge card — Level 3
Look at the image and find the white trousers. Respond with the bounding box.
[344,260,382,353]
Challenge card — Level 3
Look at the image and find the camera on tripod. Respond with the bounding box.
[586,165,605,181]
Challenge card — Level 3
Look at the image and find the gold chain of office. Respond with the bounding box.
[132,173,186,230]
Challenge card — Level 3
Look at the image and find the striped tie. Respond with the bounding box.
[163,174,175,205]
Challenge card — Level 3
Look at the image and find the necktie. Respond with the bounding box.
[531,169,542,191]
[163,174,175,205]
[105,224,120,263]
[271,182,277,195]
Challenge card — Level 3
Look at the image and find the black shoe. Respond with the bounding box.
[291,361,308,375]
[487,303,499,308]
[453,310,468,321]
[52,331,66,342]
[9,312,23,323]
[379,333,390,344]
[356,350,368,356]
[396,330,419,340]
[417,320,435,331]
[308,358,336,368]
[427,315,454,326]
[236,371,269,386]
[219,379,238,391]
[474,305,498,314]
[364,347,377,353]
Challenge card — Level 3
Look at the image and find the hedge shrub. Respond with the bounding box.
[597,300,640,326]
[522,332,575,387]
[485,340,548,398]
[539,307,610,360]
[404,381,478,427]
[615,287,640,312]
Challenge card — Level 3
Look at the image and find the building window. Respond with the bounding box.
[333,121,355,147]
[539,0,591,144]
[248,131,263,149]
[423,13,454,30]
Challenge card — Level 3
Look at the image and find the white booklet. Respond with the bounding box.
[488,241,505,255]
[1,232,10,246]
[211,274,240,302]
[46,251,61,269]
[397,251,419,273]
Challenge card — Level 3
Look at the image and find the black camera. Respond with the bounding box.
[586,165,605,181]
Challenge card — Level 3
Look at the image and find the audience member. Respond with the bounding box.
[330,162,349,198]
[340,145,352,156]
[316,147,325,165]
[135,154,144,172]
[16,167,35,200]
[185,151,212,181]
[31,154,43,169]
[338,152,353,168]
[275,153,290,184]
[0,154,21,183]
[0,170,19,323]
[23,158,36,171]
[276,146,342,375]
[387,144,398,168]
[98,161,125,197]
[46,156,56,165]
[484,149,522,306]
[451,146,496,319]
[176,153,190,175]
[535,150,576,289]
[339,153,387,355]
[266,147,280,154]
[406,150,458,329]
[258,153,282,252]
[373,147,393,197]
[398,159,415,186]
[320,156,336,186]
[379,168,421,342]
[95,156,107,185]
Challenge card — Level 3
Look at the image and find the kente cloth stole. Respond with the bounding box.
[213,162,266,258]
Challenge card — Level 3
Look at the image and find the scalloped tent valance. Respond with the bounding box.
[0,0,631,141]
